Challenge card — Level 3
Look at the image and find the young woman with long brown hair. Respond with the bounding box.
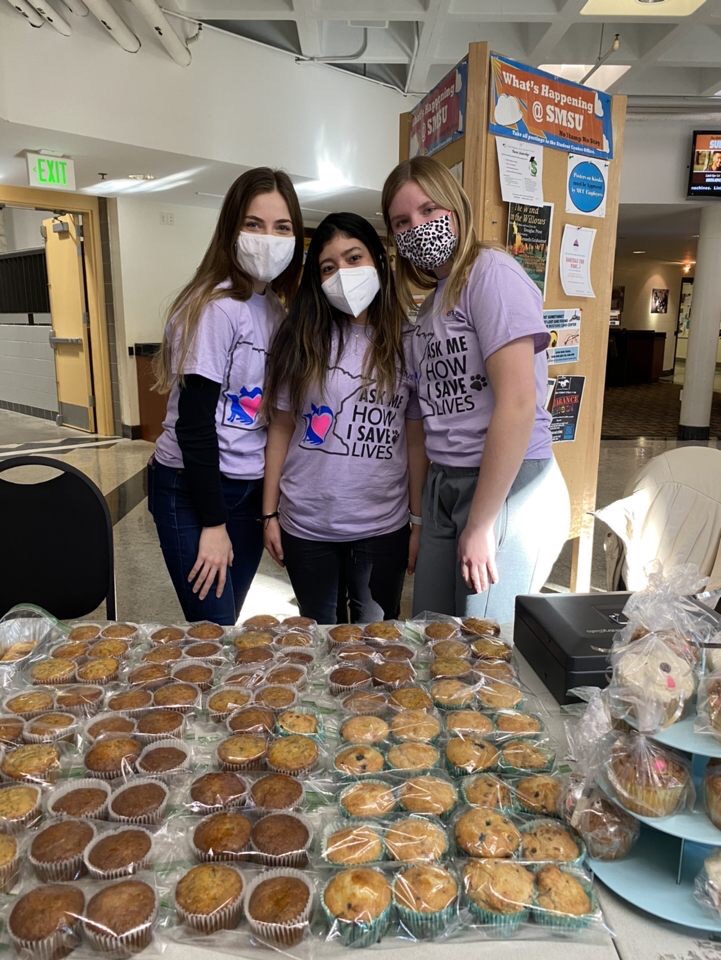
[382,156,570,623]
[149,168,304,624]
[262,212,426,623]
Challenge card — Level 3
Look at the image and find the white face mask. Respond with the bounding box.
[321,266,380,318]
[236,232,295,283]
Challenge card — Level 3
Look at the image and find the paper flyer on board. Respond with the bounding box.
[560,225,596,298]
[506,202,553,299]
[550,375,585,442]
[566,154,608,217]
[543,308,581,364]
[496,137,544,205]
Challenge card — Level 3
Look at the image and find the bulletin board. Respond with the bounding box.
[399,42,627,590]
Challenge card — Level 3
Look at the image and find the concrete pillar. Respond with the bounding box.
[679,204,721,440]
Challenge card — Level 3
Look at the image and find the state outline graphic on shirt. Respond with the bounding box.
[221,338,270,432]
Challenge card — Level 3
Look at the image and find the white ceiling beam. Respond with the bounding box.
[405,0,449,93]
[528,0,586,64]
[292,0,323,58]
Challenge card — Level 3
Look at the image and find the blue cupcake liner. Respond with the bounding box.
[497,744,555,777]
[320,819,386,866]
[338,779,399,819]
[321,899,391,948]
[460,775,518,814]
[397,774,459,821]
[467,901,530,934]
[393,871,458,940]
[492,711,546,739]
[532,876,599,930]
[333,743,388,781]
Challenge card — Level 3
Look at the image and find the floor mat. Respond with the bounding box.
[602,382,721,439]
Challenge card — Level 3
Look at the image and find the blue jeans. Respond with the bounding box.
[147,458,264,625]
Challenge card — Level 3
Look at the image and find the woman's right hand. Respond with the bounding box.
[264,517,285,566]
[188,525,234,600]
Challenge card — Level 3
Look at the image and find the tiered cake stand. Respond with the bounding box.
[589,716,721,932]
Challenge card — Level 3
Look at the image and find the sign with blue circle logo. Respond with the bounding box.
[566,155,608,218]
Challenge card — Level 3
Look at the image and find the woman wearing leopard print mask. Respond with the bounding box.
[382,156,569,623]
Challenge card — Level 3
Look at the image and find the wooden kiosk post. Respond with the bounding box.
[399,42,627,591]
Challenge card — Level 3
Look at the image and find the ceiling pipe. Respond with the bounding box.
[580,32,621,86]
[128,0,190,65]
[58,0,87,15]
[3,0,44,27]
[29,0,72,35]
[297,27,368,63]
[84,0,140,52]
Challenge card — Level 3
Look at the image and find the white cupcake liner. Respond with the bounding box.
[253,684,299,712]
[250,811,312,867]
[329,675,372,698]
[188,774,249,814]
[54,685,104,717]
[0,783,43,832]
[243,867,313,946]
[134,713,185,744]
[206,686,254,723]
[171,665,215,691]
[185,622,226,642]
[148,624,187,645]
[85,712,138,743]
[84,825,154,879]
[191,812,253,862]
[10,916,83,960]
[23,714,79,745]
[47,778,111,821]
[74,662,120,686]
[3,694,55,719]
[83,888,158,957]
[248,776,305,813]
[108,776,169,825]
[105,691,154,716]
[0,846,19,892]
[176,865,245,934]
[29,819,97,882]
[266,740,320,778]
[217,737,268,772]
[264,664,309,690]
[151,681,203,714]
[136,738,191,781]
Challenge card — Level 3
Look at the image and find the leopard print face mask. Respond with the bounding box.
[394,213,458,271]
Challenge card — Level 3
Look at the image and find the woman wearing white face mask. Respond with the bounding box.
[149,168,304,624]
[383,156,570,625]
[262,213,426,623]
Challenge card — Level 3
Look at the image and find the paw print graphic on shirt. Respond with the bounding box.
[470,374,488,392]
[391,429,400,444]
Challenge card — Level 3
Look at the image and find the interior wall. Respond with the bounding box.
[4,208,47,251]
[108,196,218,428]
[612,256,689,371]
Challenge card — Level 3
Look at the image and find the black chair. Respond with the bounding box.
[0,455,116,620]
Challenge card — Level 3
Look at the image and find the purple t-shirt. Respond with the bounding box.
[411,248,552,467]
[154,290,282,480]
[277,325,422,541]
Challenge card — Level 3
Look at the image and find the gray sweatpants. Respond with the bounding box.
[412,458,570,623]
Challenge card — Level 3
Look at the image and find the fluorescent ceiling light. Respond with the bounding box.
[633,249,647,254]
[294,159,350,199]
[128,174,155,181]
[581,0,703,14]
[538,64,630,91]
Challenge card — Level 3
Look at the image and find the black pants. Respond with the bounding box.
[281,524,410,624]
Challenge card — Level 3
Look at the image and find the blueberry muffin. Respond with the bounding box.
[454,807,520,858]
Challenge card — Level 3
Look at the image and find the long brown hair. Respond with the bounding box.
[264,213,406,417]
[153,168,304,393]
[381,156,483,314]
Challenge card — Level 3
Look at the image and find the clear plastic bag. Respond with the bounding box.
[694,849,721,918]
[564,782,639,860]
[603,731,695,818]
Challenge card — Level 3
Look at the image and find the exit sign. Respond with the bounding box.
[26,152,76,191]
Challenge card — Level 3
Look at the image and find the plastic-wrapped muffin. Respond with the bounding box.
[0,833,18,891]
[608,735,691,817]
[85,827,152,879]
[68,623,101,641]
[336,644,375,666]
[266,665,306,688]
[424,621,460,642]
[516,774,563,816]
[430,639,469,660]
[0,715,27,744]
[29,818,94,881]
[390,710,441,743]
[393,864,458,938]
[328,625,363,646]
[323,823,383,865]
[521,821,582,863]
[184,641,223,660]
[275,630,314,648]
[282,615,316,631]
[477,680,523,712]
[5,690,54,718]
[233,630,274,652]
[473,661,516,683]
[217,733,268,771]
[2,743,61,783]
[500,740,553,774]
[340,780,397,818]
[150,626,185,644]
[363,621,402,642]
[109,779,168,824]
[207,687,252,721]
[88,714,136,740]
[76,656,120,684]
[243,615,279,629]
[175,863,244,933]
[24,711,77,743]
[495,710,543,735]
[372,661,415,688]
[389,686,433,711]
[384,816,448,862]
[137,741,189,777]
[190,771,247,812]
[48,781,109,820]
[446,738,498,776]
[128,663,171,687]
[266,734,319,776]
[430,657,472,681]
[461,618,501,637]
[255,686,297,711]
[107,690,153,713]
[51,641,88,661]
[399,776,458,818]
[535,865,595,928]
[101,623,137,640]
[322,867,391,947]
[193,811,252,861]
[227,706,275,735]
[340,715,389,744]
[250,773,303,812]
[343,690,389,715]
[469,635,511,660]
[8,883,85,959]
[83,878,157,955]
[245,870,313,946]
[0,783,42,830]
[30,659,76,686]
[570,790,639,860]
[56,685,103,716]
[454,807,520,858]
[235,645,273,666]
[136,709,184,740]
[431,679,475,710]
[463,773,514,811]
[445,710,494,738]
[463,860,533,928]
[387,742,440,773]
[153,682,199,711]
[335,744,385,777]
[84,735,140,779]
[705,761,721,829]
[329,666,372,696]
[250,811,310,867]
[143,645,183,664]
[89,639,129,659]
[173,664,214,689]
[277,708,322,737]
[187,622,225,640]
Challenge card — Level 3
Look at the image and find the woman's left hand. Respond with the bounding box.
[458,522,499,594]
[407,523,421,574]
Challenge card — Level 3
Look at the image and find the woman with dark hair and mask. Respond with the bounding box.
[262,212,426,624]
[149,168,304,625]
[382,156,569,624]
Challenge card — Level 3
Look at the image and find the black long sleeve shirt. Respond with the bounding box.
[175,374,228,527]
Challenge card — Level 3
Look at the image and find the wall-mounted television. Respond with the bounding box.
[687,131,721,199]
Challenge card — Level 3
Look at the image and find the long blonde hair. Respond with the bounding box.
[381,156,483,314]
[153,168,304,393]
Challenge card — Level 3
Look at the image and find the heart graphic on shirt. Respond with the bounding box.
[302,403,334,445]
[226,386,262,426]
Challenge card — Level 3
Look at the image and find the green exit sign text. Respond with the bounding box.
[26,152,76,191]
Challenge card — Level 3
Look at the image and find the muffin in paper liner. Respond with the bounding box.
[217,733,268,772]
[28,818,97,882]
[188,771,249,814]
[462,859,534,933]
[8,883,85,960]
[55,684,104,718]
[321,819,386,866]
[85,712,138,743]
[0,781,43,832]
[0,832,19,892]
[248,773,304,814]
[1,742,61,785]
[461,774,517,814]
[393,863,459,940]
[266,733,320,778]
[398,774,459,820]
[249,810,312,867]
[175,862,245,934]
[23,712,80,745]
[134,710,185,745]
[253,683,300,713]
[244,866,314,947]
[519,819,586,868]
[108,776,169,825]
[275,706,325,741]
[339,778,398,819]
[206,685,253,724]
[192,810,253,863]
[152,680,202,714]
[328,667,373,698]
[384,814,450,864]
[84,825,154,879]
[493,710,546,738]
[82,877,158,957]
[532,865,599,930]
[3,690,55,720]
[136,737,191,781]
[497,740,555,777]
[321,867,392,948]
